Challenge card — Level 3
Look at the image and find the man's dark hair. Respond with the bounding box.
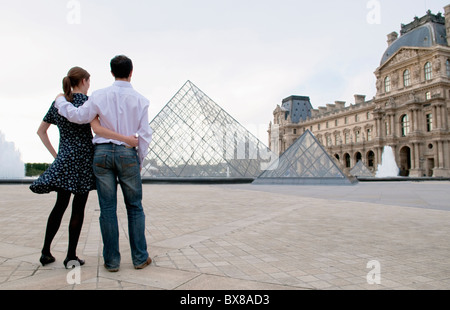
[110,55,133,79]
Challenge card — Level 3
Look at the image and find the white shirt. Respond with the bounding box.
[55,81,153,167]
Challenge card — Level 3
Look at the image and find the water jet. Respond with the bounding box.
[0,131,25,179]
[376,146,399,178]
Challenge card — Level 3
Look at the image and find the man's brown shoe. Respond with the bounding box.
[134,257,152,270]
[104,264,119,272]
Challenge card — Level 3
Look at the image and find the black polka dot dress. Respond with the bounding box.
[30,93,96,195]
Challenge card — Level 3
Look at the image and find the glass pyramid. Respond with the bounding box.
[253,130,356,185]
[349,160,374,178]
[141,81,276,179]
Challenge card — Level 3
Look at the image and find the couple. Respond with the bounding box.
[30,55,153,272]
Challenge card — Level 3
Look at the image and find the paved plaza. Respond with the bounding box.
[0,181,449,290]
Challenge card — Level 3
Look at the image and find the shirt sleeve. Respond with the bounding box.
[137,100,153,168]
[55,96,98,124]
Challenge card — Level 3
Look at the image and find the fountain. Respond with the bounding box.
[376,146,399,178]
[0,131,25,179]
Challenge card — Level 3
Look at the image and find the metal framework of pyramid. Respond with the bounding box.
[253,130,356,185]
[141,81,275,179]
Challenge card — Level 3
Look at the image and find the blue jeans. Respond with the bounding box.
[93,144,148,269]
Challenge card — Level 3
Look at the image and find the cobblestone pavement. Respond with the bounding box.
[0,182,449,290]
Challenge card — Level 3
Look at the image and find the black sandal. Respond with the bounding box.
[40,254,56,266]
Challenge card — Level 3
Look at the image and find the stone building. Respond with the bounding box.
[268,7,450,177]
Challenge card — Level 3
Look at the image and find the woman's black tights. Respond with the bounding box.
[42,190,89,259]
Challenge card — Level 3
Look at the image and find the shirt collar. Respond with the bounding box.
[113,80,133,88]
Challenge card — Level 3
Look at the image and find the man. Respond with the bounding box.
[55,55,153,272]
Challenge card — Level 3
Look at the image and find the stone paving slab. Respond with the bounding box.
[0,182,450,290]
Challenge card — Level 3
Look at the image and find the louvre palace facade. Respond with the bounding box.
[268,6,450,178]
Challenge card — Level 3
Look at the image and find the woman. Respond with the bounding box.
[30,67,137,269]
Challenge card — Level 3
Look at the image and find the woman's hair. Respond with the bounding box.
[62,67,90,102]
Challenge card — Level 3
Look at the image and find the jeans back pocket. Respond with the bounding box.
[93,154,108,175]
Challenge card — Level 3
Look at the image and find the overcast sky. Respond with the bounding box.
[0,0,447,163]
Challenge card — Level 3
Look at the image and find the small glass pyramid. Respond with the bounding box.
[141,81,276,179]
[253,130,355,185]
[350,160,374,178]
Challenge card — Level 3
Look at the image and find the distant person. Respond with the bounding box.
[31,67,138,269]
[55,55,153,272]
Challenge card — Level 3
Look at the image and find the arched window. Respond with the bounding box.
[403,69,411,87]
[424,62,432,81]
[401,114,410,137]
[384,76,391,92]
[367,151,375,168]
[344,153,351,168]
[447,59,450,78]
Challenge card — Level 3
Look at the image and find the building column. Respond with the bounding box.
[438,105,443,130]
[443,106,449,130]
[410,142,423,177]
[416,143,422,172]
[375,116,382,138]
[433,104,444,130]
[414,109,420,132]
[389,114,395,137]
[443,140,449,169]
[408,107,420,133]
[376,147,383,168]
[432,105,437,130]
[436,106,442,129]
[408,143,415,177]
[440,105,448,130]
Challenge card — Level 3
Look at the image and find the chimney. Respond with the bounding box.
[445,5,450,46]
[335,101,346,109]
[354,94,366,104]
[326,104,336,111]
[387,31,398,46]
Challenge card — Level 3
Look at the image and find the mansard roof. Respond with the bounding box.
[380,11,447,66]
